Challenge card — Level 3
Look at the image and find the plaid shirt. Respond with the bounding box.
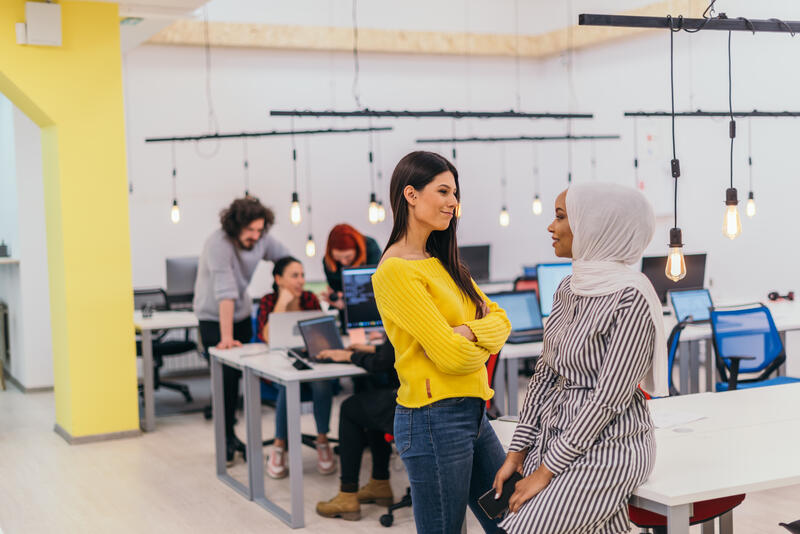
[256,291,321,341]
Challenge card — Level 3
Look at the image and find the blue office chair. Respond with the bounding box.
[665,320,690,397]
[710,304,800,392]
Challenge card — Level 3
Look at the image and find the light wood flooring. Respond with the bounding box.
[0,377,797,533]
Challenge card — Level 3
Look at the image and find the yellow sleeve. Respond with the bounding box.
[465,284,512,354]
[373,259,490,375]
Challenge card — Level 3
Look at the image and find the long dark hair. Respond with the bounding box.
[272,256,301,294]
[384,151,484,317]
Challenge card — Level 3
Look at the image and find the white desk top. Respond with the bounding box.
[491,383,800,507]
[0,258,19,265]
[210,342,367,384]
[133,310,198,331]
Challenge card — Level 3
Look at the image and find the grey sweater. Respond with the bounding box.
[193,229,290,322]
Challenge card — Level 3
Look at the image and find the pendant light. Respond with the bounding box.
[169,142,181,224]
[664,17,686,282]
[367,129,379,224]
[633,117,643,190]
[746,118,756,218]
[375,133,387,222]
[722,31,741,239]
[531,143,543,215]
[289,128,302,226]
[451,119,462,218]
[303,137,316,257]
[499,145,510,227]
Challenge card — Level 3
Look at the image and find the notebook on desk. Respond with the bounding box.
[486,290,544,344]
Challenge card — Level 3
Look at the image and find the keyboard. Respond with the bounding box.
[506,332,544,344]
[288,348,336,364]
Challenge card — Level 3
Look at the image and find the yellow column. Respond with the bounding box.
[0,1,138,440]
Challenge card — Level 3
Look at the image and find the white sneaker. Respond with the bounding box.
[266,446,288,479]
[316,441,336,475]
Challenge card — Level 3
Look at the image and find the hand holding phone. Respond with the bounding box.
[477,471,523,519]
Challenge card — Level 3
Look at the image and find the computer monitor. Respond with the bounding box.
[459,244,490,283]
[641,253,707,304]
[669,289,713,323]
[166,256,198,306]
[298,315,345,358]
[522,266,538,278]
[487,291,543,333]
[341,266,383,331]
[536,262,572,317]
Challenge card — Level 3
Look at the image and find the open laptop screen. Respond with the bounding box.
[488,291,543,332]
[298,316,344,357]
[670,289,713,323]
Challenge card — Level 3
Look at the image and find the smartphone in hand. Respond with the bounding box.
[477,471,524,519]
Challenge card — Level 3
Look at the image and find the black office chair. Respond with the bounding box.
[134,288,197,403]
[781,520,800,533]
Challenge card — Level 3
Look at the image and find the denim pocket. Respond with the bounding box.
[393,406,412,455]
[432,396,468,407]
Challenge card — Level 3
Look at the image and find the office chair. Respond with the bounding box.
[628,322,746,533]
[134,288,197,403]
[781,520,800,533]
[379,353,500,528]
[710,304,800,391]
[513,276,539,295]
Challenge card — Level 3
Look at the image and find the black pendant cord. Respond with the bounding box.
[748,118,753,191]
[683,0,717,34]
[633,117,640,187]
[368,125,375,195]
[351,0,362,108]
[291,117,298,193]
[304,136,313,231]
[669,16,679,230]
[242,138,250,196]
[728,30,735,190]
[451,120,457,161]
[171,142,178,200]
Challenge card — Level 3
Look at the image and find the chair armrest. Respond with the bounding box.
[725,355,756,391]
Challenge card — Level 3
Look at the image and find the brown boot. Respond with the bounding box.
[357,478,394,507]
[316,491,361,521]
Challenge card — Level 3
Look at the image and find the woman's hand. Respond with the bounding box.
[453,324,477,342]
[317,349,353,362]
[275,286,295,310]
[492,451,525,499]
[508,464,554,514]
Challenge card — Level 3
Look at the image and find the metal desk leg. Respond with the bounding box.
[678,341,690,395]
[494,359,507,415]
[506,360,519,417]
[286,380,305,528]
[212,358,249,498]
[689,340,700,394]
[705,339,715,392]
[666,504,691,534]
[719,509,733,534]
[140,329,155,432]
[779,331,788,376]
[701,520,714,534]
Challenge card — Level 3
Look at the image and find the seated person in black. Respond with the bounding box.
[315,341,399,521]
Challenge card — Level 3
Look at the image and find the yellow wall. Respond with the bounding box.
[0,1,138,437]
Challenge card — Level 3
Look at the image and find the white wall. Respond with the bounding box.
[125,0,800,308]
[0,93,54,390]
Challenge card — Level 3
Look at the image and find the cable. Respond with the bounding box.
[748,118,753,191]
[669,15,678,229]
[683,0,716,33]
[171,142,177,199]
[351,0,362,108]
[242,137,250,196]
[728,30,734,189]
[304,136,313,228]
[514,0,521,111]
[633,117,640,187]
[291,117,298,192]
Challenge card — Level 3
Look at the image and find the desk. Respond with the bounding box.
[209,343,367,529]
[133,310,198,432]
[491,383,800,534]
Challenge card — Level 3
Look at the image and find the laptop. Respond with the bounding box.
[268,310,330,350]
[487,290,544,344]
[669,288,713,324]
[295,315,346,363]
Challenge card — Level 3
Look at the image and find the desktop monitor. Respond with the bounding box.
[459,244,490,283]
[341,266,383,331]
[166,256,198,305]
[536,262,572,317]
[641,253,707,304]
[522,266,538,278]
[488,291,543,333]
[670,289,713,323]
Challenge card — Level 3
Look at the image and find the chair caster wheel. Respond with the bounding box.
[380,514,393,527]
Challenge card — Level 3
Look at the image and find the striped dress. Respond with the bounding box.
[501,277,656,534]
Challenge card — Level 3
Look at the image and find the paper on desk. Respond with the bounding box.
[652,411,706,429]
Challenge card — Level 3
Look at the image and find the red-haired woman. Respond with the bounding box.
[321,224,382,310]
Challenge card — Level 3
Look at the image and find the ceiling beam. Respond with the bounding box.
[146,0,702,58]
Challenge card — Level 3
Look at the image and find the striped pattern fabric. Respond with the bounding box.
[501,277,656,534]
[372,257,511,408]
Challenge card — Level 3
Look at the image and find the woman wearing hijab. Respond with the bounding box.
[493,183,667,534]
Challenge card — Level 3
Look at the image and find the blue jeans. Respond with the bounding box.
[274,380,334,441]
[394,397,506,534]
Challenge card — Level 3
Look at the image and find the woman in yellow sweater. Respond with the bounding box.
[372,151,512,534]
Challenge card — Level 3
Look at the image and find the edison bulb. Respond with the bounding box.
[499,207,510,227]
[746,193,756,218]
[722,205,741,239]
[665,246,687,282]
[170,200,181,224]
[532,195,543,216]
[305,236,316,257]
[455,203,462,219]
[377,202,386,222]
[290,201,302,225]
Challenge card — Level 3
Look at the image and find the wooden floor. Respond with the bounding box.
[0,379,797,533]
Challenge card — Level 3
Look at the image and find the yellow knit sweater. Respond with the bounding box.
[372,257,511,408]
